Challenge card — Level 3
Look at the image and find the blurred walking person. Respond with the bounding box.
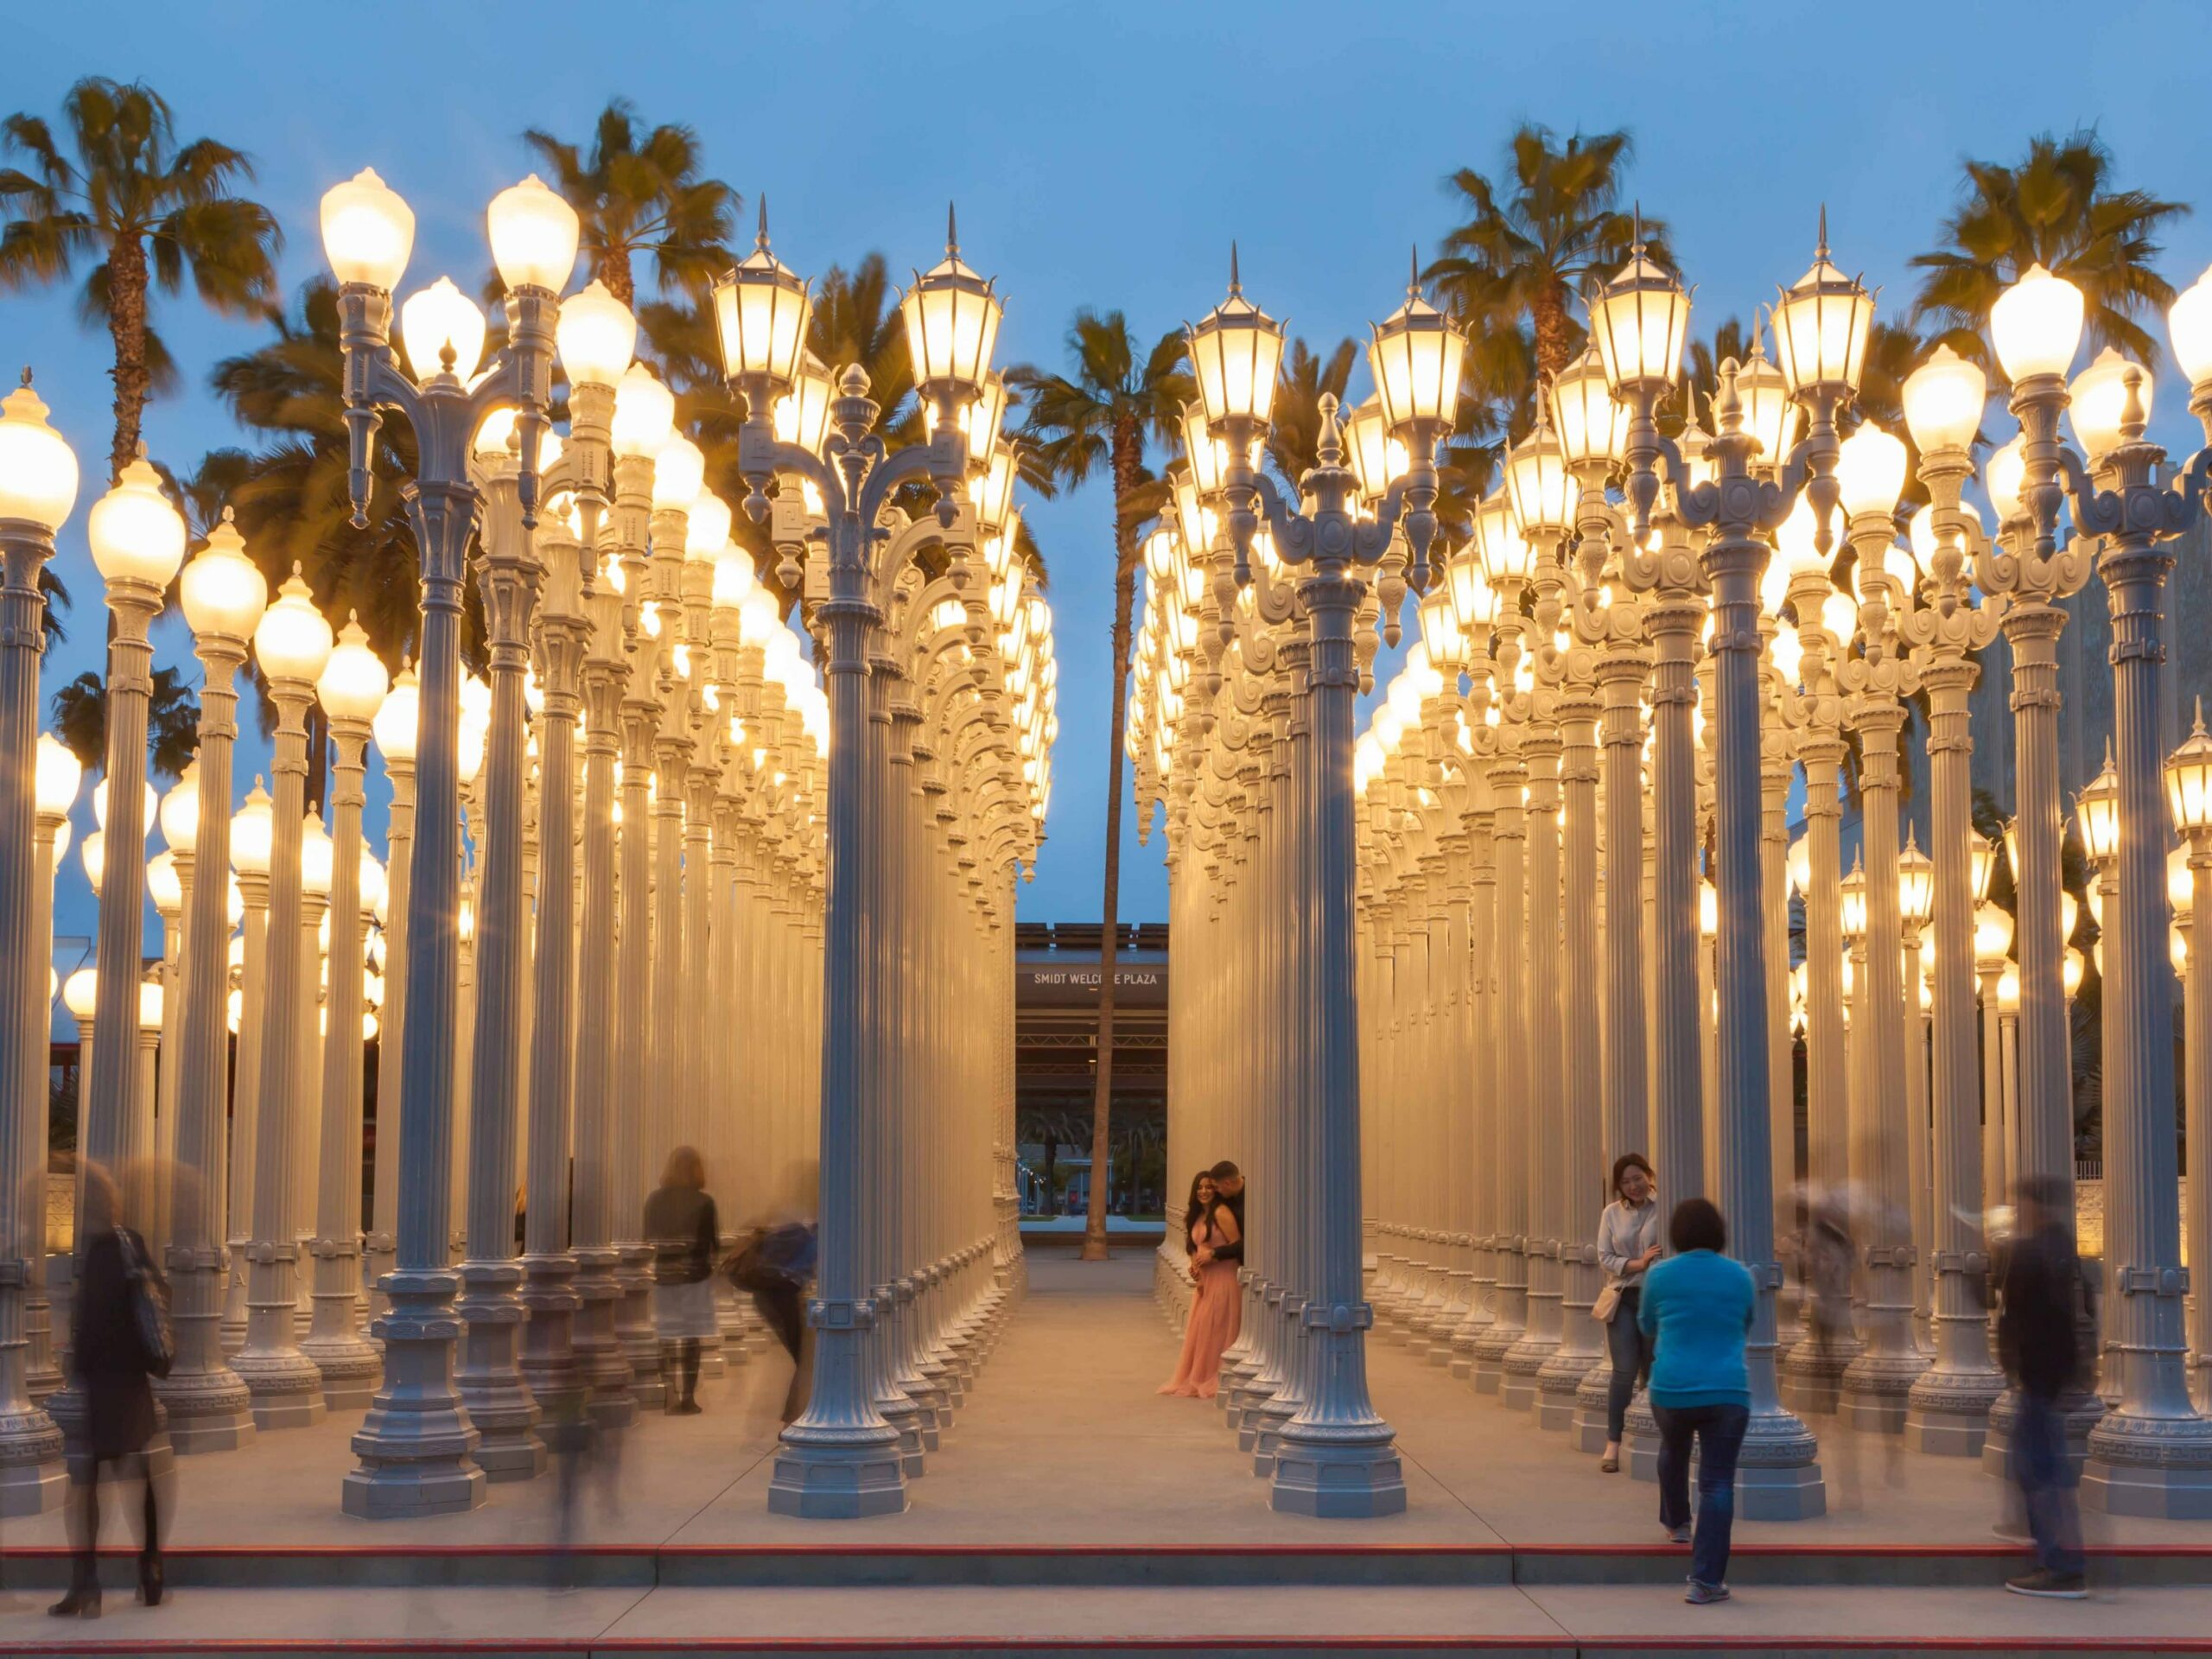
[730,1160,818,1427]
[2000,1175,2090,1599]
[53,1163,170,1618]
[1639,1197,1754,1605]
[1595,1154,1662,1472]
[643,1147,720,1416]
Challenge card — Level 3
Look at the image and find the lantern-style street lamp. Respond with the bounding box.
[323,162,577,1517]
[0,375,77,1515]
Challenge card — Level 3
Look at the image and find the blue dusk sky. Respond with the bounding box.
[8,0,2212,999]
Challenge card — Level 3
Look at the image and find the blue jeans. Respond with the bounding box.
[1604,1287,1650,1442]
[2015,1391,2083,1578]
[1653,1401,1749,1588]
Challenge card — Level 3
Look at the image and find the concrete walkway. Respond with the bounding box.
[1,1255,2207,1651]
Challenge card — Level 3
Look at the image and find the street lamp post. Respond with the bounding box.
[1596,224,1854,1517]
[724,213,994,1518]
[302,616,389,1409]
[1896,350,2014,1453]
[159,512,266,1453]
[25,738,79,1412]
[365,666,417,1315]
[1196,254,1455,1516]
[81,452,187,1230]
[234,568,334,1430]
[324,163,575,1517]
[0,375,78,1514]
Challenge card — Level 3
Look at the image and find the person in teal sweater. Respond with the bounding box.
[1637,1197,1755,1604]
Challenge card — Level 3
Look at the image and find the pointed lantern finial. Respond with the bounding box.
[1816,204,1830,260]
[946,201,959,257]
[755,196,769,250]
[1229,241,1241,297]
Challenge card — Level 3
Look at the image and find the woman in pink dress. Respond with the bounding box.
[1160,1170,1243,1397]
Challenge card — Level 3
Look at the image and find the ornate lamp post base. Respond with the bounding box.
[1733,1413,1828,1521]
[1904,1365,2005,1458]
[154,1379,256,1455]
[0,1408,66,1516]
[343,1270,487,1519]
[454,1262,545,1480]
[1571,1357,1614,1452]
[766,1437,910,1519]
[1269,1430,1407,1517]
[1840,1354,1926,1436]
[2082,1415,2212,1518]
[235,1351,327,1431]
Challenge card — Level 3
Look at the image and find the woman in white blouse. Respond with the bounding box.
[1595,1153,1662,1471]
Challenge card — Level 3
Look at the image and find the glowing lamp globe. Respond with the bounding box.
[359,848,386,918]
[1998,967,2020,1014]
[486,174,580,293]
[255,568,334,687]
[1902,344,1987,455]
[1342,396,1404,502]
[1589,242,1690,397]
[2069,348,2153,465]
[471,406,563,470]
[35,733,80,821]
[1991,264,2085,383]
[713,216,812,391]
[1550,346,1630,467]
[2169,264,2212,391]
[0,378,79,532]
[1984,436,2027,524]
[1420,582,1465,671]
[79,829,105,891]
[2171,846,2195,918]
[737,585,779,648]
[231,783,274,878]
[975,444,1017,531]
[320,168,414,290]
[900,231,1003,401]
[710,545,757,611]
[399,277,486,382]
[147,849,182,918]
[301,814,334,899]
[1897,833,1935,928]
[610,364,677,460]
[684,490,734,562]
[1840,860,1869,942]
[179,512,269,640]
[651,435,707,512]
[1475,493,1534,584]
[1836,424,1908,520]
[555,278,636,391]
[1185,260,1283,428]
[159,759,200,852]
[1787,834,1810,897]
[87,454,187,588]
[772,353,836,459]
[317,613,390,722]
[2078,753,2121,862]
[1506,416,1580,533]
[62,968,98,1023]
[1772,237,1875,397]
[1974,901,2015,965]
[1735,344,1801,468]
[1699,879,1719,940]
[1368,278,1465,433]
[372,663,419,765]
[2167,708,2212,836]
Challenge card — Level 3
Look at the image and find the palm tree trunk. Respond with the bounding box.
[1533,288,1573,386]
[1081,419,1143,1262]
[599,246,634,311]
[106,234,151,483]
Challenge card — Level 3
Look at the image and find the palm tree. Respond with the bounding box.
[1007,311,1189,1262]
[523,100,737,308]
[1427,126,1664,394]
[1264,336,1357,488]
[51,665,200,780]
[1910,128,2188,372]
[0,77,281,480]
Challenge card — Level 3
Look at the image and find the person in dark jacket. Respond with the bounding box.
[54,1163,165,1618]
[1999,1176,2089,1599]
[643,1146,719,1415]
[1208,1160,1245,1266]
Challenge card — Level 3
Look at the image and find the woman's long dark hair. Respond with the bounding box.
[1183,1171,1213,1251]
[1611,1152,1655,1200]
